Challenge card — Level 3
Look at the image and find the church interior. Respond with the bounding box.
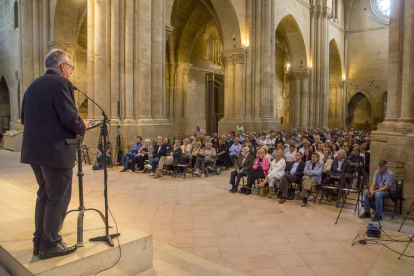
[1,0,414,275]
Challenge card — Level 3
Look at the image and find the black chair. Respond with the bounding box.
[391,179,404,219]
[315,172,345,207]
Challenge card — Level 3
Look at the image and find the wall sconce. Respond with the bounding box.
[243,38,249,47]
[342,75,346,80]
[309,62,313,68]
[286,63,290,72]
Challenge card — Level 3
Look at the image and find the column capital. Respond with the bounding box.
[175,63,192,75]
[291,69,310,80]
[165,25,174,43]
[221,48,247,65]
[48,41,80,58]
[322,7,332,20]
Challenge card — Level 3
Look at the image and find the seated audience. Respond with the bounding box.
[243,149,269,195]
[189,136,196,148]
[236,122,244,133]
[194,142,216,178]
[344,145,352,157]
[349,146,364,174]
[360,142,370,174]
[130,138,153,172]
[229,137,242,164]
[285,144,297,163]
[145,137,167,176]
[301,152,324,207]
[97,137,111,165]
[180,138,193,164]
[216,138,227,166]
[174,134,183,145]
[299,140,310,154]
[163,137,172,152]
[302,148,312,162]
[278,152,305,204]
[322,148,333,172]
[331,144,339,159]
[258,149,286,198]
[229,147,254,193]
[275,133,285,145]
[242,136,253,150]
[190,142,202,168]
[195,125,206,138]
[326,149,351,184]
[120,136,142,172]
[261,146,272,165]
[155,140,182,178]
[359,160,395,222]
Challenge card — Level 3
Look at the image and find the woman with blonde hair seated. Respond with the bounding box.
[258,149,286,198]
[243,149,269,195]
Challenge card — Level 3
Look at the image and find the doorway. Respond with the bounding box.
[205,73,224,135]
[0,76,11,134]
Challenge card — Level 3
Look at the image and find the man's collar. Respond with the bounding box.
[45,69,61,76]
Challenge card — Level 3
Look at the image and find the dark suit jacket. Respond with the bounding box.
[152,144,167,159]
[330,158,351,174]
[235,154,254,173]
[285,160,305,178]
[171,147,182,166]
[21,70,85,169]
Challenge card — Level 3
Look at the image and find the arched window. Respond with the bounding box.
[375,0,390,17]
[14,0,18,29]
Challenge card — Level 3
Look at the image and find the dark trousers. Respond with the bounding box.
[279,174,300,199]
[196,157,214,173]
[31,165,73,249]
[246,169,265,188]
[230,170,247,187]
[131,155,148,171]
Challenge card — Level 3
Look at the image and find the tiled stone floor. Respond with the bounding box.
[1,149,413,276]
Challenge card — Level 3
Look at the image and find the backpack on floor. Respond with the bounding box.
[92,162,104,170]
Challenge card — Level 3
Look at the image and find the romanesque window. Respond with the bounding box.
[375,0,390,17]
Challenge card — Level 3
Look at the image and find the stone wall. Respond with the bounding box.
[347,0,389,129]
[0,0,20,130]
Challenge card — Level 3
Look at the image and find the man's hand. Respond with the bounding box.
[370,188,375,197]
[308,169,312,172]
[83,119,89,129]
[290,172,294,175]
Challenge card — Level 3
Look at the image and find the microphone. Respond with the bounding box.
[73,86,110,124]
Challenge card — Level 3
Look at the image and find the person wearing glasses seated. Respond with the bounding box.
[301,152,324,207]
[359,160,395,222]
[278,152,305,204]
[194,142,216,178]
[155,140,182,178]
[130,138,153,172]
[145,137,167,176]
[349,146,364,174]
[229,147,254,193]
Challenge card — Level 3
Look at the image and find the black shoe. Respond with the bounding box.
[371,216,383,222]
[120,168,127,172]
[359,212,371,219]
[33,245,39,256]
[39,243,77,260]
[245,190,251,195]
[229,184,235,192]
[230,186,238,193]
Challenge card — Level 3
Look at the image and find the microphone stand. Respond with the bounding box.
[60,133,108,247]
[76,88,120,247]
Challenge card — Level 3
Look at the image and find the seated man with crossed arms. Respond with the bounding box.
[229,147,254,193]
[301,152,324,207]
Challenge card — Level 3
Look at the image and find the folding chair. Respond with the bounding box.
[335,171,362,224]
[315,171,344,207]
[391,179,404,219]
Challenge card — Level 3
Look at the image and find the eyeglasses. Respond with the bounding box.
[63,63,75,70]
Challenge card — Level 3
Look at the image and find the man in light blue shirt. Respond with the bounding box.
[301,152,324,207]
[359,160,396,222]
[229,137,242,165]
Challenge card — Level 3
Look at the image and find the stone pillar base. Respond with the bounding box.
[218,118,241,135]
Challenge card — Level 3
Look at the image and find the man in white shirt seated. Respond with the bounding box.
[285,144,297,163]
[257,135,267,146]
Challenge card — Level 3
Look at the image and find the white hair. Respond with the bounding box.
[45,49,72,68]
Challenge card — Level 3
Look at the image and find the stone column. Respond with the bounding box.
[42,0,50,60]
[151,0,164,119]
[254,0,262,120]
[136,0,152,119]
[261,0,271,119]
[309,7,316,128]
[165,26,174,118]
[124,0,134,122]
[315,8,321,127]
[32,0,40,79]
[110,0,120,120]
[320,7,330,128]
[168,63,175,118]
[182,65,191,118]
[396,0,414,128]
[245,0,254,122]
[94,0,106,118]
[301,70,310,129]
[222,53,235,118]
[87,0,95,118]
[293,72,301,128]
[234,53,246,120]
[174,64,184,118]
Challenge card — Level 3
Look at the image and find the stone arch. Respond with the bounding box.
[51,0,86,46]
[275,14,307,71]
[328,38,343,127]
[0,76,11,133]
[168,0,242,53]
[348,92,373,129]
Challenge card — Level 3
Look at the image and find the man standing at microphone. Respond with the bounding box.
[21,49,88,260]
